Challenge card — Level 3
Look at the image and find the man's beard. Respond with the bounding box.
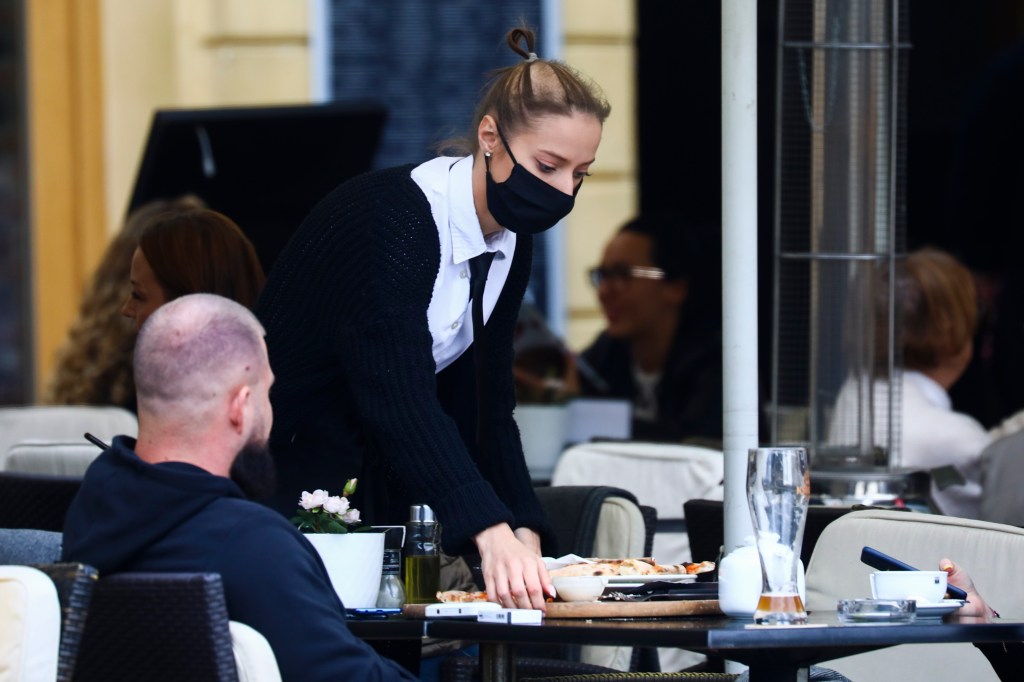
[229,439,277,500]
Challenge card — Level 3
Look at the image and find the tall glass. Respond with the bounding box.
[747,446,810,625]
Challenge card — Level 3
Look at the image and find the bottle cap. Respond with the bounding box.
[409,504,436,524]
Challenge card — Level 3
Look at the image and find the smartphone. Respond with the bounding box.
[424,602,502,618]
[860,546,968,601]
[84,432,110,450]
[346,608,402,619]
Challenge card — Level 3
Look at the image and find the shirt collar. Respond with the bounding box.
[447,155,513,265]
[905,370,951,410]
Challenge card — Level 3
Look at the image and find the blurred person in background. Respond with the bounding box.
[45,195,205,412]
[577,214,726,445]
[829,247,993,518]
[121,207,265,332]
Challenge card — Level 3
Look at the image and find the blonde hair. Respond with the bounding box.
[44,195,206,409]
[899,247,978,370]
[441,25,610,155]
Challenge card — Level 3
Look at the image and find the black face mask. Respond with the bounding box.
[484,127,581,235]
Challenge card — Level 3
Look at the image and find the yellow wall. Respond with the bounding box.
[26,0,107,399]
[28,0,634,397]
[562,0,637,350]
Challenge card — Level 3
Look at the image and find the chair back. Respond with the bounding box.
[74,572,240,682]
[30,563,98,682]
[0,564,61,682]
[806,509,1024,681]
[2,442,103,477]
[551,441,724,565]
[0,473,82,532]
[0,406,136,465]
[533,485,657,672]
[979,429,1024,525]
[534,485,652,560]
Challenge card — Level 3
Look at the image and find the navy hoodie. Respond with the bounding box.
[62,436,416,682]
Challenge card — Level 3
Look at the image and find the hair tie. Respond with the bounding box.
[526,52,538,62]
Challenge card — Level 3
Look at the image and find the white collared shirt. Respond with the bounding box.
[411,155,516,372]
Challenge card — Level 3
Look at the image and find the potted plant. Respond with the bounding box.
[292,479,385,608]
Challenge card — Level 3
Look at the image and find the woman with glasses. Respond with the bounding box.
[255,26,610,611]
[579,214,726,444]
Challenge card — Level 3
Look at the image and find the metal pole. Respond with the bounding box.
[721,0,759,555]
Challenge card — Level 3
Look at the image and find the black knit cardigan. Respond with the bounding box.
[255,163,554,555]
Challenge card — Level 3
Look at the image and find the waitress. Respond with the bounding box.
[255,26,610,611]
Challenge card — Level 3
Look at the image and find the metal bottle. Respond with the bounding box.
[403,504,440,604]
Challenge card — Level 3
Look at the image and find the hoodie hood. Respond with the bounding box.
[62,435,246,573]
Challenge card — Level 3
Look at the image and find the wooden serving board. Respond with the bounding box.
[402,599,721,620]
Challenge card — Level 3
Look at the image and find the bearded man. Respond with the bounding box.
[62,293,414,682]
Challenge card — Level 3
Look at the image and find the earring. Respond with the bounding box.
[485,151,492,158]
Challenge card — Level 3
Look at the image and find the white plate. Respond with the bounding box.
[915,599,966,619]
[603,574,698,586]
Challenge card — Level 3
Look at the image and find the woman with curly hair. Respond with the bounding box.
[120,207,265,332]
[44,195,205,411]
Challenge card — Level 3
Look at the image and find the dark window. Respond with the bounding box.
[0,0,29,403]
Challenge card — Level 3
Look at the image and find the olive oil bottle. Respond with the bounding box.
[403,504,440,604]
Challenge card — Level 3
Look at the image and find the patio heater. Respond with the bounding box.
[770,0,926,505]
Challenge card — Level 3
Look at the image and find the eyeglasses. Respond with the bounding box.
[588,265,666,288]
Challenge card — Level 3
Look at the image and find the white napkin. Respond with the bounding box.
[542,554,594,571]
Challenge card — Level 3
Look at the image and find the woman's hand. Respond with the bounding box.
[940,557,995,618]
[475,523,554,611]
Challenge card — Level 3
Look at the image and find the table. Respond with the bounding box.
[347,618,427,675]
[425,612,1024,682]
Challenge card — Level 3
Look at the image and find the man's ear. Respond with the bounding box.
[478,114,499,155]
[227,385,251,436]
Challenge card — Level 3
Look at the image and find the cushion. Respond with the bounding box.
[0,565,61,682]
[229,621,282,682]
[2,442,102,477]
[0,406,137,469]
[806,509,1024,681]
[552,441,725,563]
[0,530,62,565]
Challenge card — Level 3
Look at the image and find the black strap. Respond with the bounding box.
[469,251,496,446]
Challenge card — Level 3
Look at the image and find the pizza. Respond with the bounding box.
[436,590,490,603]
[548,557,715,578]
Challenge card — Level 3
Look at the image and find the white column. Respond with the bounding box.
[721,0,760,554]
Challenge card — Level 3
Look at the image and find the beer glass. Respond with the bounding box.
[747,446,810,625]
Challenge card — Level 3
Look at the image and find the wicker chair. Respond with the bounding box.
[0,471,82,531]
[519,674,738,682]
[31,562,98,682]
[442,656,626,682]
[73,572,240,682]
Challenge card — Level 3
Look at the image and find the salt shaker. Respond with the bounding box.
[376,547,406,608]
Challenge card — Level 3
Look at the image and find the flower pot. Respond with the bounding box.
[304,531,385,608]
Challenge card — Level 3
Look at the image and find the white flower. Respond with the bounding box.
[342,509,361,525]
[299,489,330,510]
[323,495,350,514]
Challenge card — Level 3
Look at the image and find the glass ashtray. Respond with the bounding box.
[837,599,917,625]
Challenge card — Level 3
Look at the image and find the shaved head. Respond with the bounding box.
[134,294,267,423]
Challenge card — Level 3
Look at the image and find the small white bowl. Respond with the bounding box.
[552,576,606,602]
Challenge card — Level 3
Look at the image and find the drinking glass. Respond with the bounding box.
[747,446,810,625]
